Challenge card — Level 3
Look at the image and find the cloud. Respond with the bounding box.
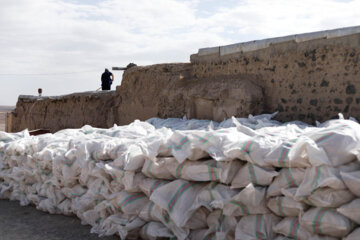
[0,0,359,105]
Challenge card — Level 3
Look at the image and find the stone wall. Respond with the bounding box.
[191,31,360,122]
[7,26,360,132]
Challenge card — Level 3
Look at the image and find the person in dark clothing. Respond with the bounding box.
[101,69,114,90]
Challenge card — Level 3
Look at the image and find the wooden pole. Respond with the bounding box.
[112,67,127,71]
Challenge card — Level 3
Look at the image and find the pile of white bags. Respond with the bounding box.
[2,113,360,239]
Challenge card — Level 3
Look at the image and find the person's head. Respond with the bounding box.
[105,68,109,72]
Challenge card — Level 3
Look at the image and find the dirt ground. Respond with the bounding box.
[0,199,119,240]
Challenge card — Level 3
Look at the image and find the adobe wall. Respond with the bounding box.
[7,26,360,132]
[116,63,263,124]
[9,91,118,132]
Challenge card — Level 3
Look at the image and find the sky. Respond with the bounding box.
[1,0,360,106]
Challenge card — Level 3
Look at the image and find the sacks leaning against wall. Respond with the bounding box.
[2,113,360,239]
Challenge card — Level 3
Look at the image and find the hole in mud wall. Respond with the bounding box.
[190,97,215,120]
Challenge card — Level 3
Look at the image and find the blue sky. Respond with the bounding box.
[1,0,360,106]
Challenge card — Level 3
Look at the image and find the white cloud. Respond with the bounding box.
[0,0,359,105]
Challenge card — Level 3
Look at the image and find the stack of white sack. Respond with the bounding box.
[2,113,360,239]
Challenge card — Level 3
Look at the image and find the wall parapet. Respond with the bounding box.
[191,25,360,62]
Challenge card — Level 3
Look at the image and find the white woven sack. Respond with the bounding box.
[267,196,308,217]
[280,234,341,240]
[295,166,346,201]
[337,199,360,225]
[338,160,360,172]
[273,217,312,240]
[231,163,278,188]
[267,168,306,197]
[139,201,162,222]
[140,222,175,240]
[340,171,360,197]
[139,178,170,198]
[142,158,175,180]
[167,130,211,162]
[168,127,262,162]
[57,198,72,216]
[97,214,145,240]
[235,213,281,240]
[303,188,354,208]
[190,229,234,240]
[344,227,360,240]
[139,201,189,240]
[305,120,360,167]
[184,207,209,230]
[264,137,311,168]
[0,182,12,199]
[87,139,115,161]
[166,159,242,184]
[273,236,294,240]
[61,184,87,200]
[115,190,149,216]
[59,151,82,187]
[195,183,238,210]
[123,172,145,193]
[116,216,146,240]
[0,129,29,143]
[301,207,354,238]
[71,192,100,217]
[206,209,237,238]
[97,163,126,190]
[82,200,111,228]
[37,198,60,214]
[224,127,278,168]
[188,229,210,240]
[87,178,111,198]
[114,144,147,171]
[308,236,339,240]
[222,184,269,216]
[150,179,205,227]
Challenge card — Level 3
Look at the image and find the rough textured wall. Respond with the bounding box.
[117,63,263,124]
[191,33,360,122]
[10,91,117,132]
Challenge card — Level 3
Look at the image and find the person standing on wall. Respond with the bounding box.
[101,68,114,90]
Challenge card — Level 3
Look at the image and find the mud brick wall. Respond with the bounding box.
[9,91,118,132]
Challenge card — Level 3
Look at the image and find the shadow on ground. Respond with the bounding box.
[0,199,119,240]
